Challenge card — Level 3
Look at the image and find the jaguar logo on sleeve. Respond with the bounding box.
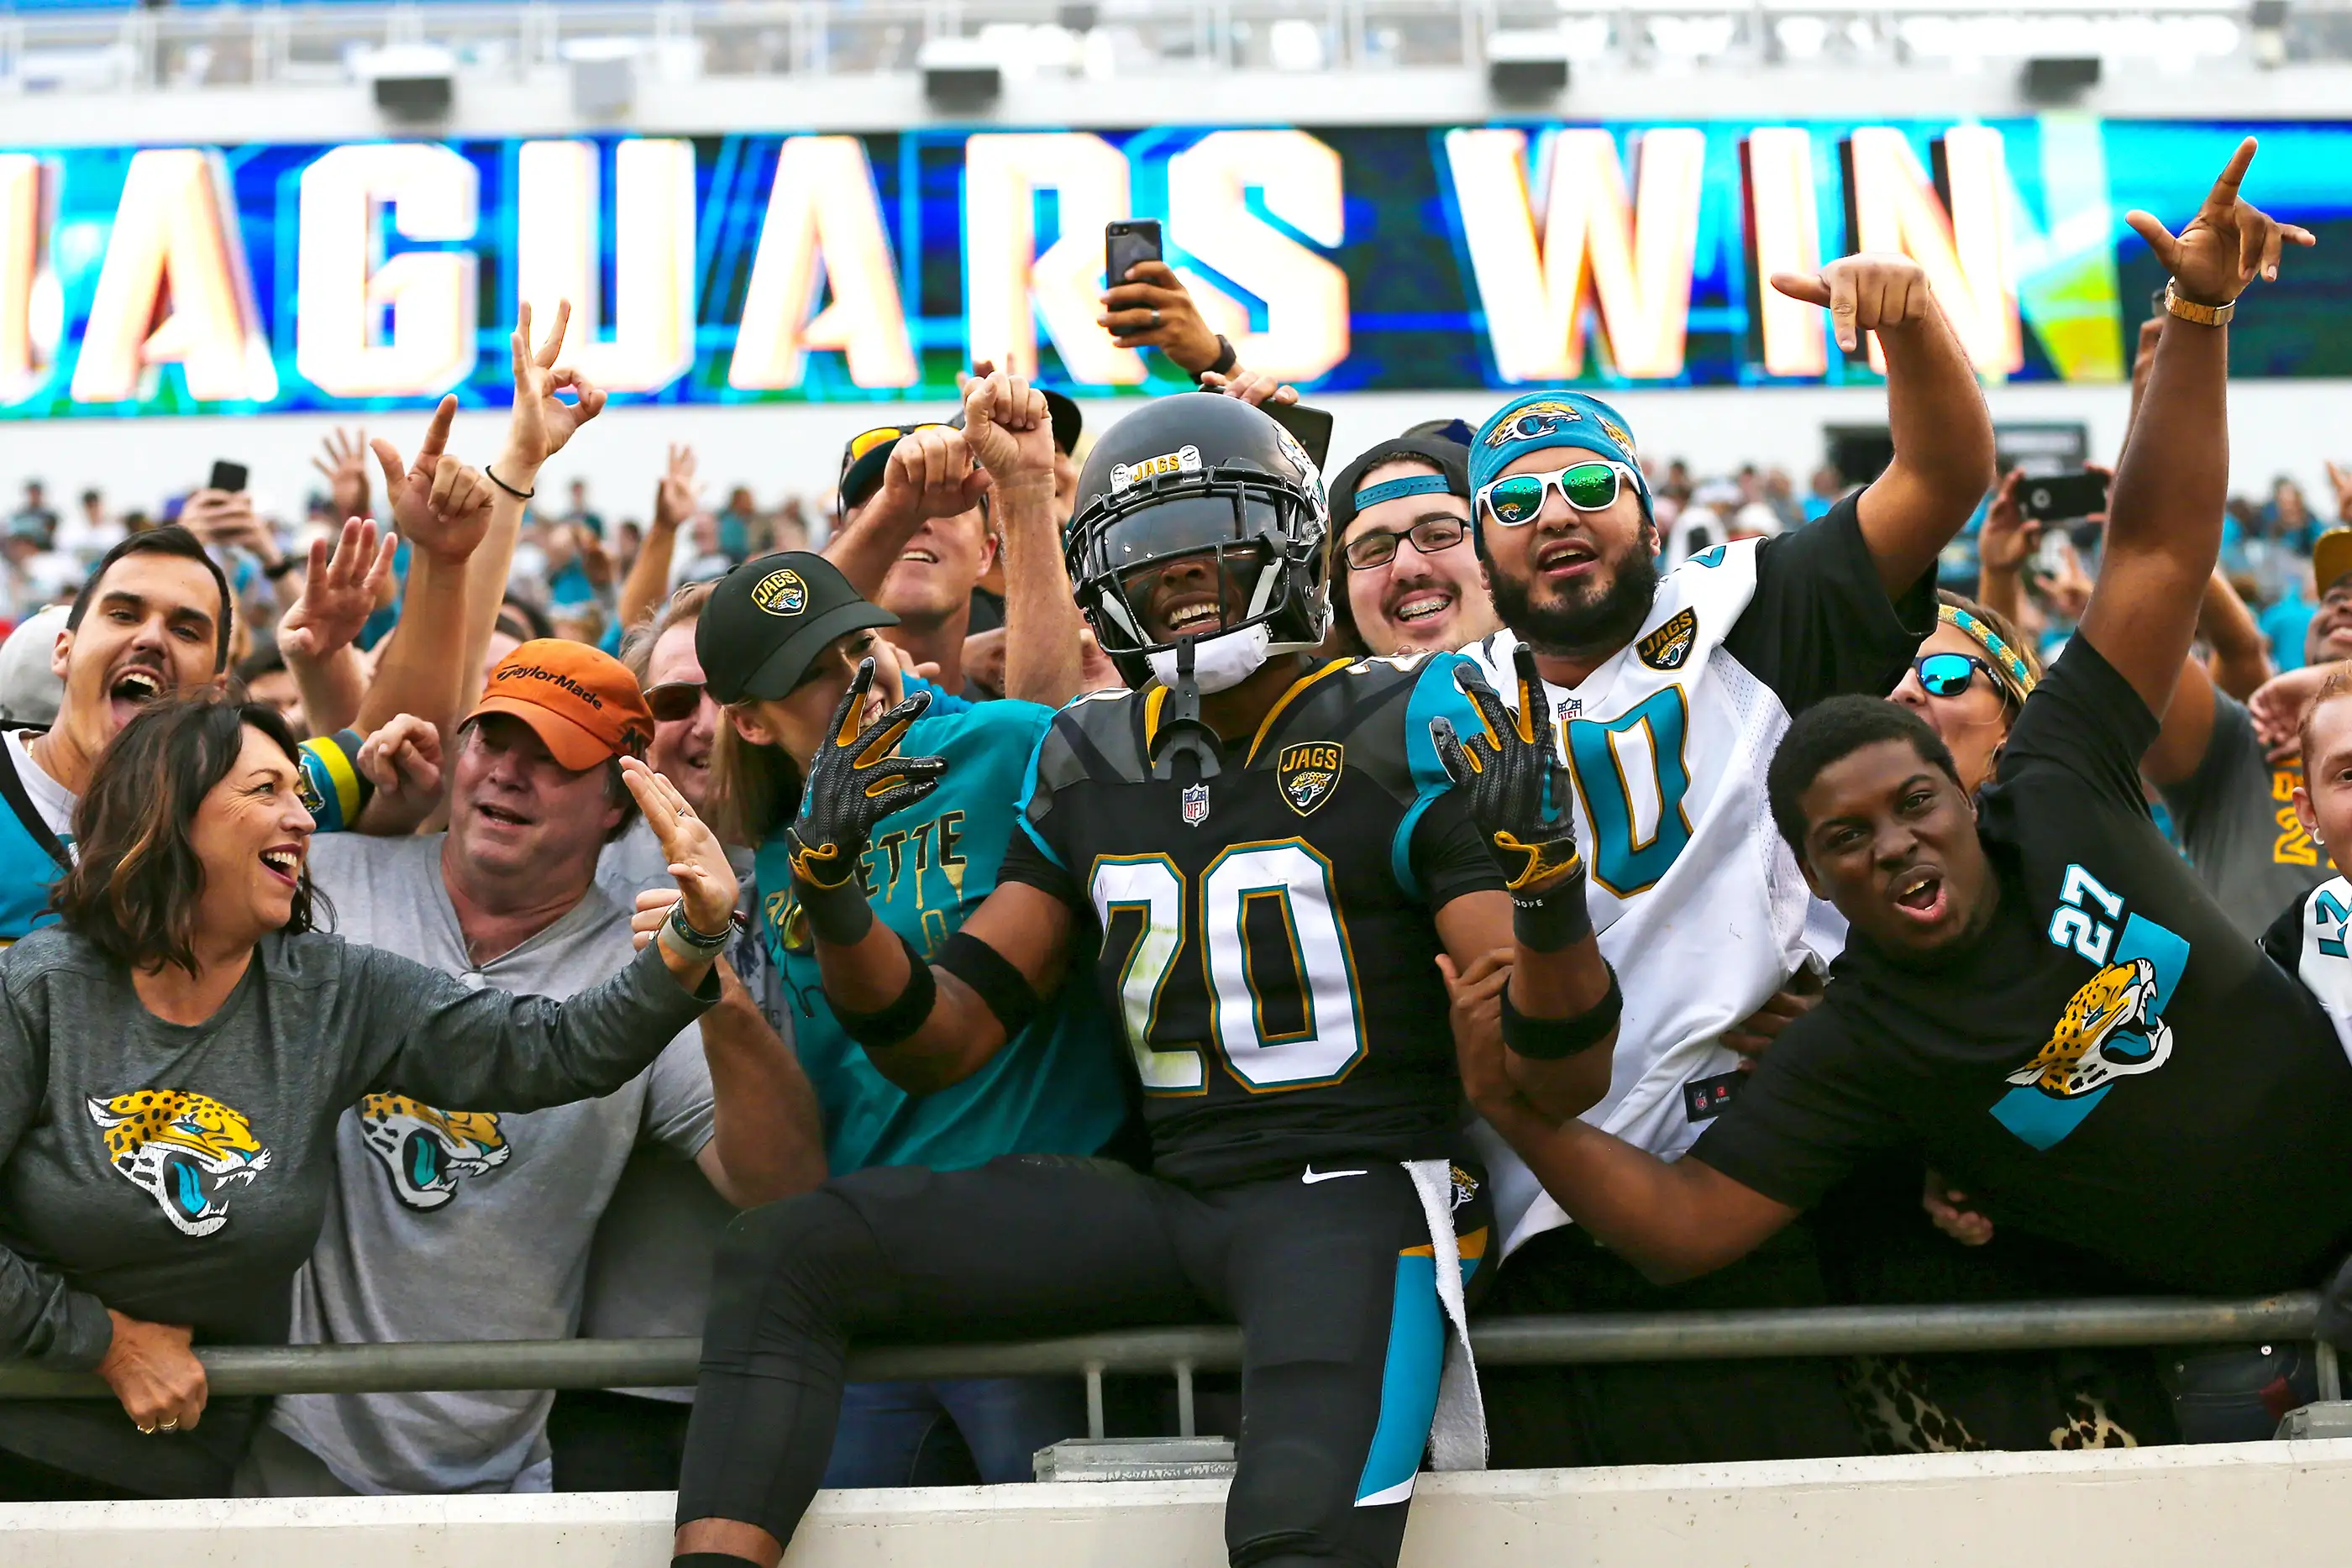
[1636,608,1698,671]
[87,1090,272,1238]
[1276,742,1344,818]
[356,1095,512,1212]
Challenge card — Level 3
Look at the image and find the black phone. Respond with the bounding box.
[1264,401,1335,469]
[207,459,249,494]
[2019,469,2109,524]
[1105,219,1163,291]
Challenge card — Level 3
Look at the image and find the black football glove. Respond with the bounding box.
[786,659,946,941]
[1430,647,1591,948]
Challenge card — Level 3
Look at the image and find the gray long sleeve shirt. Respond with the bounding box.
[0,924,714,1494]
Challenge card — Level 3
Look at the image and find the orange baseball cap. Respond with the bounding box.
[465,639,654,770]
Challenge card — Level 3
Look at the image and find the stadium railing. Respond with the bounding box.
[0,1294,2333,1440]
[2,0,2349,97]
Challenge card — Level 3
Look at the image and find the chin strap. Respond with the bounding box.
[1150,636,1224,784]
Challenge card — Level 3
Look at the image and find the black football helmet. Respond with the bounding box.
[1067,393,1331,688]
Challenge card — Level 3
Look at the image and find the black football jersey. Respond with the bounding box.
[999,653,1502,1187]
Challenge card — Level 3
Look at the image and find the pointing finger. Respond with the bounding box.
[1767,270,1832,307]
[417,394,456,460]
[2205,135,2257,213]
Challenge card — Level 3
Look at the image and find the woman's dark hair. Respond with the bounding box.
[66,525,234,670]
[1767,695,1963,860]
[55,695,325,974]
[709,717,801,847]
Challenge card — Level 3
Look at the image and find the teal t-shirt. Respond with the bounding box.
[755,698,1127,1176]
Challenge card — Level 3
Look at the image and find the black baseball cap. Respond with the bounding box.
[836,391,1086,514]
[697,552,898,704]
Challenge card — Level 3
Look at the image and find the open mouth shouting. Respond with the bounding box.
[106,663,166,726]
[898,546,940,569]
[259,843,303,889]
[1533,535,1599,584]
[1887,863,1950,929]
[473,799,537,833]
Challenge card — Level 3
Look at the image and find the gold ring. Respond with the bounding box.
[159,1418,178,1430]
[138,1424,155,1434]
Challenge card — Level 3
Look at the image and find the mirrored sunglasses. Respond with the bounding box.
[1343,516,1467,571]
[1475,461,1625,528]
[1914,653,1998,699]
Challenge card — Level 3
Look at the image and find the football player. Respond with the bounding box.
[1453,254,1999,1466]
[669,393,1618,1568]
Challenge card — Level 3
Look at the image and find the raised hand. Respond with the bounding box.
[506,299,607,471]
[1097,259,1224,374]
[875,423,991,522]
[1199,367,1299,409]
[620,755,739,936]
[278,516,397,663]
[1430,646,1585,897]
[1769,254,1935,355]
[2327,460,2352,527]
[312,427,371,522]
[785,658,945,892]
[2124,137,2314,307]
[656,443,701,532]
[958,367,1053,491]
[1977,469,2039,578]
[355,712,444,806]
[370,396,490,565]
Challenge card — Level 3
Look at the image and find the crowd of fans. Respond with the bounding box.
[0,140,2349,1568]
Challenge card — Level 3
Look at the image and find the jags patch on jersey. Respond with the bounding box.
[1637,607,1698,671]
[1278,742,1343,817]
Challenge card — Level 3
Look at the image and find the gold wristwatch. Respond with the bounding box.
[2163,281,2234,327]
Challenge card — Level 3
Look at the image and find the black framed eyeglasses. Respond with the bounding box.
[1341,516,1467,571]
[644,680,708,722]
[1913,653,1998,698]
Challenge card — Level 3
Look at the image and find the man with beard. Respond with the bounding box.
[1453,253,1995,1467]
[0,527,234,940]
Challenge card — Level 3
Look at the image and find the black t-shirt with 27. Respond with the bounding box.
[1693,636,2352,1296]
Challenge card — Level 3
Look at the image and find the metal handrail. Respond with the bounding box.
[0,1294,2321,1400]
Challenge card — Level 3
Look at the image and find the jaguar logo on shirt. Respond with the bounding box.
[1636,608,1698,671]
[87,1089,273,1238]
[1991,864,2187,1151]
[356,1095,512,1212]
[1277,742,1344,818]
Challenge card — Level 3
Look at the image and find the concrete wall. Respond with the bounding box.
[14,1441,2352,1566]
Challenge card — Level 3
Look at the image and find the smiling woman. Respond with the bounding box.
[0,692,733,1503]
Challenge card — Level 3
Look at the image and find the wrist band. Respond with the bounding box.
[665,901,733,953]
[296,729,375,833]
[1193,334,1238,384]
[794,872,877,947]
[832,930,938,1048]
[1511,875,1594,952]
[486,465,536,500]
[1499,965,1622,1061]
[937,931,1042,1040]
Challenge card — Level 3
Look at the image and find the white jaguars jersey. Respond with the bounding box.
[1458,508,1922,1254]
[2262,873,2352,1068]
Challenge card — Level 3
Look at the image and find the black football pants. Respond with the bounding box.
[675,1152,1490,1568]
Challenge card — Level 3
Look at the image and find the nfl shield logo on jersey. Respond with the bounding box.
[1181,784,1211,826]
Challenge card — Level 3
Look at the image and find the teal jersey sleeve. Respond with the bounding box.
[1394,652,1483,899]
[749,695,1122,1174]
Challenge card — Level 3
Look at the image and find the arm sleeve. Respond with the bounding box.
[0,986,114,1368]
[1720,492,1939,714]
[1685,1005,1907,1212]
[1990,634,2161,812]
[2260,891,2307,976]
[1000,710,1086,909]
[1410,789,1508,911]
[997,824,1085,910]
[2155,691,2258,831]
[359,939,718,1112]
[638,1024,717,1160]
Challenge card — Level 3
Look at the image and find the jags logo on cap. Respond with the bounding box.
[1637,607,1698,670]
[1486,400,1583,448]
[1277,742,1344,818]
[753,568,808,617]
[1598,417,1636,459]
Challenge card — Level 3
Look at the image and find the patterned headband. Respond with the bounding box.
[1939,603,2038,707]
